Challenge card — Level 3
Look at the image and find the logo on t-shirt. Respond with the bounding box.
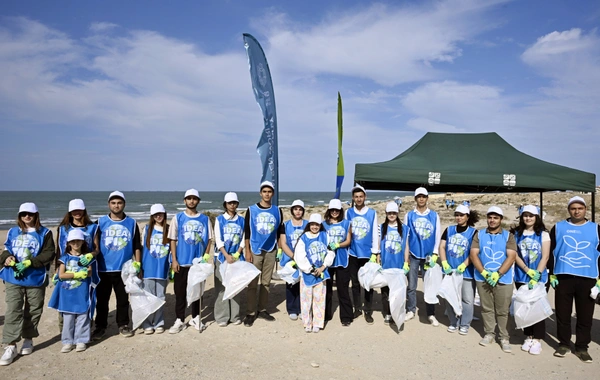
[352,217,371,240]
[182,220,205,245]
[413,217,434,240]
[149,233,169,258]
[256,212,276,235]
[327,225,346,244]
[103,225,131,251]
[519,237,541,263]
[308,241,327,266]
[63,258,85,290]
[384,230,403,255]
[223,223,242,247]
[448,233,469,259]
[11,234,39,261]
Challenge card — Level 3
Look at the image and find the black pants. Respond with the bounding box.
[325,266,353,323]
[285,282,301,315]
[174,266,200,321]
[515,282,549,339]
[95,272,130,329]
[381,286,391,316]
[349,256,373,313]
[555,275,596,350]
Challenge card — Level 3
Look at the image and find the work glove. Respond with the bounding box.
[369,254,378,263]
[132,261,141,274]
[15,260,31,274]
[232,252,241,261]
[52,273,60,285]
[595,278,600,291]
[72,270,88,281]
[168,269,175,282]
[402,262,410,275]
[201,253,211,263]
[526,268,541,281]
[549,275,559,289]
[428,254,438,268]
[528,279,538,290]
[457,263,467,274]
[328,242,340,251]
[289,260,297,269]
[486,271,500,287]
[480,269,490,279]
[79,253,94,266]
[441,260,452,275]
[276,248,283,262]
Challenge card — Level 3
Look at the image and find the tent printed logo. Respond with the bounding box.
[255,212,276,235]
[327,225,346,245]
[182,220,204,245]
[482,246,504,271]
[413,217,433,240]
[384,230,403,255]
[62,258,84,290]
[351,216,371,240]
[428,172,441,185]
[519,237,541,264]
[103,225,132,251]
[11,234,39,262]
[223,222,243,249]
[558,235,591,269]
[149,233,169,258]
[503,174,516,187]
[448,233,469,259]
[307,241,327,266]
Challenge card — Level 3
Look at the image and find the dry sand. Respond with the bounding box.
[1,192,599,379]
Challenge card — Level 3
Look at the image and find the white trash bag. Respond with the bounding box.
[423,264,443,304]
[382,268,407,327]
[512,283,553,329]
[187,258,213,306]
[121,260,165,330]
[437,272,463,316]
[358,262,387,291]
[591,285,599,300]
[220,260,261,301]
[277,262,300,285]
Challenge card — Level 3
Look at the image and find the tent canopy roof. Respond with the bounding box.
[354,132,596,193]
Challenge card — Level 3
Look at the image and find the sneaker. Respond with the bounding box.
[364,312,374,325]
[188,316,200,330]
[500,339,512,353]
[217,322,228,327]
[155,326,165,334]
[305,327,312,333]
[20,339,33,355]
[383,315,392,325]
[61,344,74,353]
[574,350,593,363]
[554,345,570,357]
[144,328,154,335]
[405,311,415,322]
[521,337,534,352]
[458,326,469,335]
[91,328,106,341]
[312,326,320,333]
[447,325,457,333]
[75,343,87,352]
[479,334,495,346]
[529,340,542,355]
[342,321,352,327]
[0,345,18,366]
[231,320,242,326]
[119,326,134,337]
[353,309,362,319]
[243,314,256,327]
[257,311,275,322]
[169,318,186,334]
[289,313,298,321]
[428,316,439,327]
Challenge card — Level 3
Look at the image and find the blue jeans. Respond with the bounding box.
[446,278,476,329]
[407,255,435,316]
[142,279,167,329]
[286,282,301,315]
[62,312,90,345]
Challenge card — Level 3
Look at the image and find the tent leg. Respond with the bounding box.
[539,192,543,219]
[592,191,596,223]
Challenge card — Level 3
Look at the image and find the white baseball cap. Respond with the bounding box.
[108,191,125,202]
[67,229,85,242]
[351,185,366,195]
[328,199,342,210]
[567,196,586,207]
[386,202,399,213]
[455,204,470,215]
[224,192,239,203]
[260,181,275,190]
[487,206,504,217]
[414,187,428,197]
[291,199,305,209]
[521,205,539,216]
[68,199,86,212]
[184,189,200,199]
[308,213,322,225]
[19,202,38,214]
[150,204,166,216]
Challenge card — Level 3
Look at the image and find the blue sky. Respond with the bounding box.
[0,0,599,191]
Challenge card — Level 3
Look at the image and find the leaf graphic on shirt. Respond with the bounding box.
[559,235,592,269]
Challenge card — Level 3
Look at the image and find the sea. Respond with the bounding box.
[0,191,410,230]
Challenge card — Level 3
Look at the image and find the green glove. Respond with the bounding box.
[486,271,500,287]
[72,270,88,281]
[402,262,410,275]
[428,254,438,268]
[289,260,297,269]
[201,253,211,263]
[52,273,59,285]
[480,269,490,279]
[596,279,600,291]
[169,269,175,282]
[15,259,31,273]
[526,268,541,281]
[549,275,559,289]
[328,242,340,250]
[442,260,452,275]
[132,261,141,273]
[528,279,538,290]
[276,248,283,262]
[79,253,94,266]
[457,263,467,274]
[369,254,378,263]
[232,252,241,261]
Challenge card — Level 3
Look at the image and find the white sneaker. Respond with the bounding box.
[521,337,534,352]
[500,339,512,353]
[405,311,415,322]
[144,328,155,335]
[169,318,186,334]
[305,327,312,333]
[20,339,33,355]
[75,343,87,352]
[312,326,320,333]
[0,345,18,366]
[459,326,469,335]
[529,340,542,355]
[428,316,440,327]
[155,326,165,334]
[447,325,457,333]
[61,344,74,353]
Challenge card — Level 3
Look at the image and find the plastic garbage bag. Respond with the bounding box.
[220,260,261,301]
[591,285,599,300]
[277,262,300,285]
[512,283,553,329]
[382,268,407,327]
[121,260,165,330]
[358,262,387,291]
[187,258,213,306]
[423,264,443,304]
[437,272,463,316]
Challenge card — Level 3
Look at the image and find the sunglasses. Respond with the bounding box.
[20,212,35,217]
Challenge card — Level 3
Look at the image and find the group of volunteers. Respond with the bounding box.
[1,182,599,366]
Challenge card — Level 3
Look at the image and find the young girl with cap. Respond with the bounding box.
[439,204,479,335]
[49,229,93,353]
[511,204,550,355]
[379,202,410,325]
[278,199,307,321]
[213,192,245,326]
[140,204,171,334]
[0,203,55,366]
[294,214,335,333]
[323,199,352,326]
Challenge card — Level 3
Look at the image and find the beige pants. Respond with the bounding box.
[476,281,513,340]
[246,248,277,315]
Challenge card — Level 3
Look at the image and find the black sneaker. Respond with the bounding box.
[341,321,352,327]
[553,345,570,357]
[364,312,374,325]
[574,350,593,363]
[91,328,106,341]
[257,311,275,322]
[243,314,256,327]
[353,309,362,319]
[119,326,134,337]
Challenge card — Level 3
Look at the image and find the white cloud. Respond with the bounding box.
[89,22,119,32]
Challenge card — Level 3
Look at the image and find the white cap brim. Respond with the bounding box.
[108,191,125,202]
[19,202,38,214]
[521,205,539,216]
[68,199,86,212]
[260,181,275,190]
[184,189,200,199]
[351,185,366,195]
[291,199,305,209]
[150,204,166,215]
[308,213,322,224]
[328,199,342,210]
[385,202,399,213]
[487,206,504,217]
[414,187,428,197]
[455,204,470,215]
[567,196,586,207]
[224,192,239,203]
[67,229,86,242]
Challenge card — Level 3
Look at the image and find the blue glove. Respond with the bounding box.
[15,259,31,274]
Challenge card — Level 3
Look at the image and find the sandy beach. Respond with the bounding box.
[1,191,599,379]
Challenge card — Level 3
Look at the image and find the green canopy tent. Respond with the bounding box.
[354,132,597,220]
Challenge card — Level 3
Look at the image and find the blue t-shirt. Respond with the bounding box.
[175,212,210,267]
[248,204,281,254]
[347,207,377,259]
[553,220,600,279]
[299,232,331,287]
[216,214,245,264]
[406,210,438,259]
[281,219,307,266]
[48,253,93,314]
[515,231,548,284]
[445,225,476,280]
[142,225,171,280]
[0,226,50,287]
[98,215,137,272]
[323,219,350,268]
[380,223,408,269]
[474,229,514,285]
